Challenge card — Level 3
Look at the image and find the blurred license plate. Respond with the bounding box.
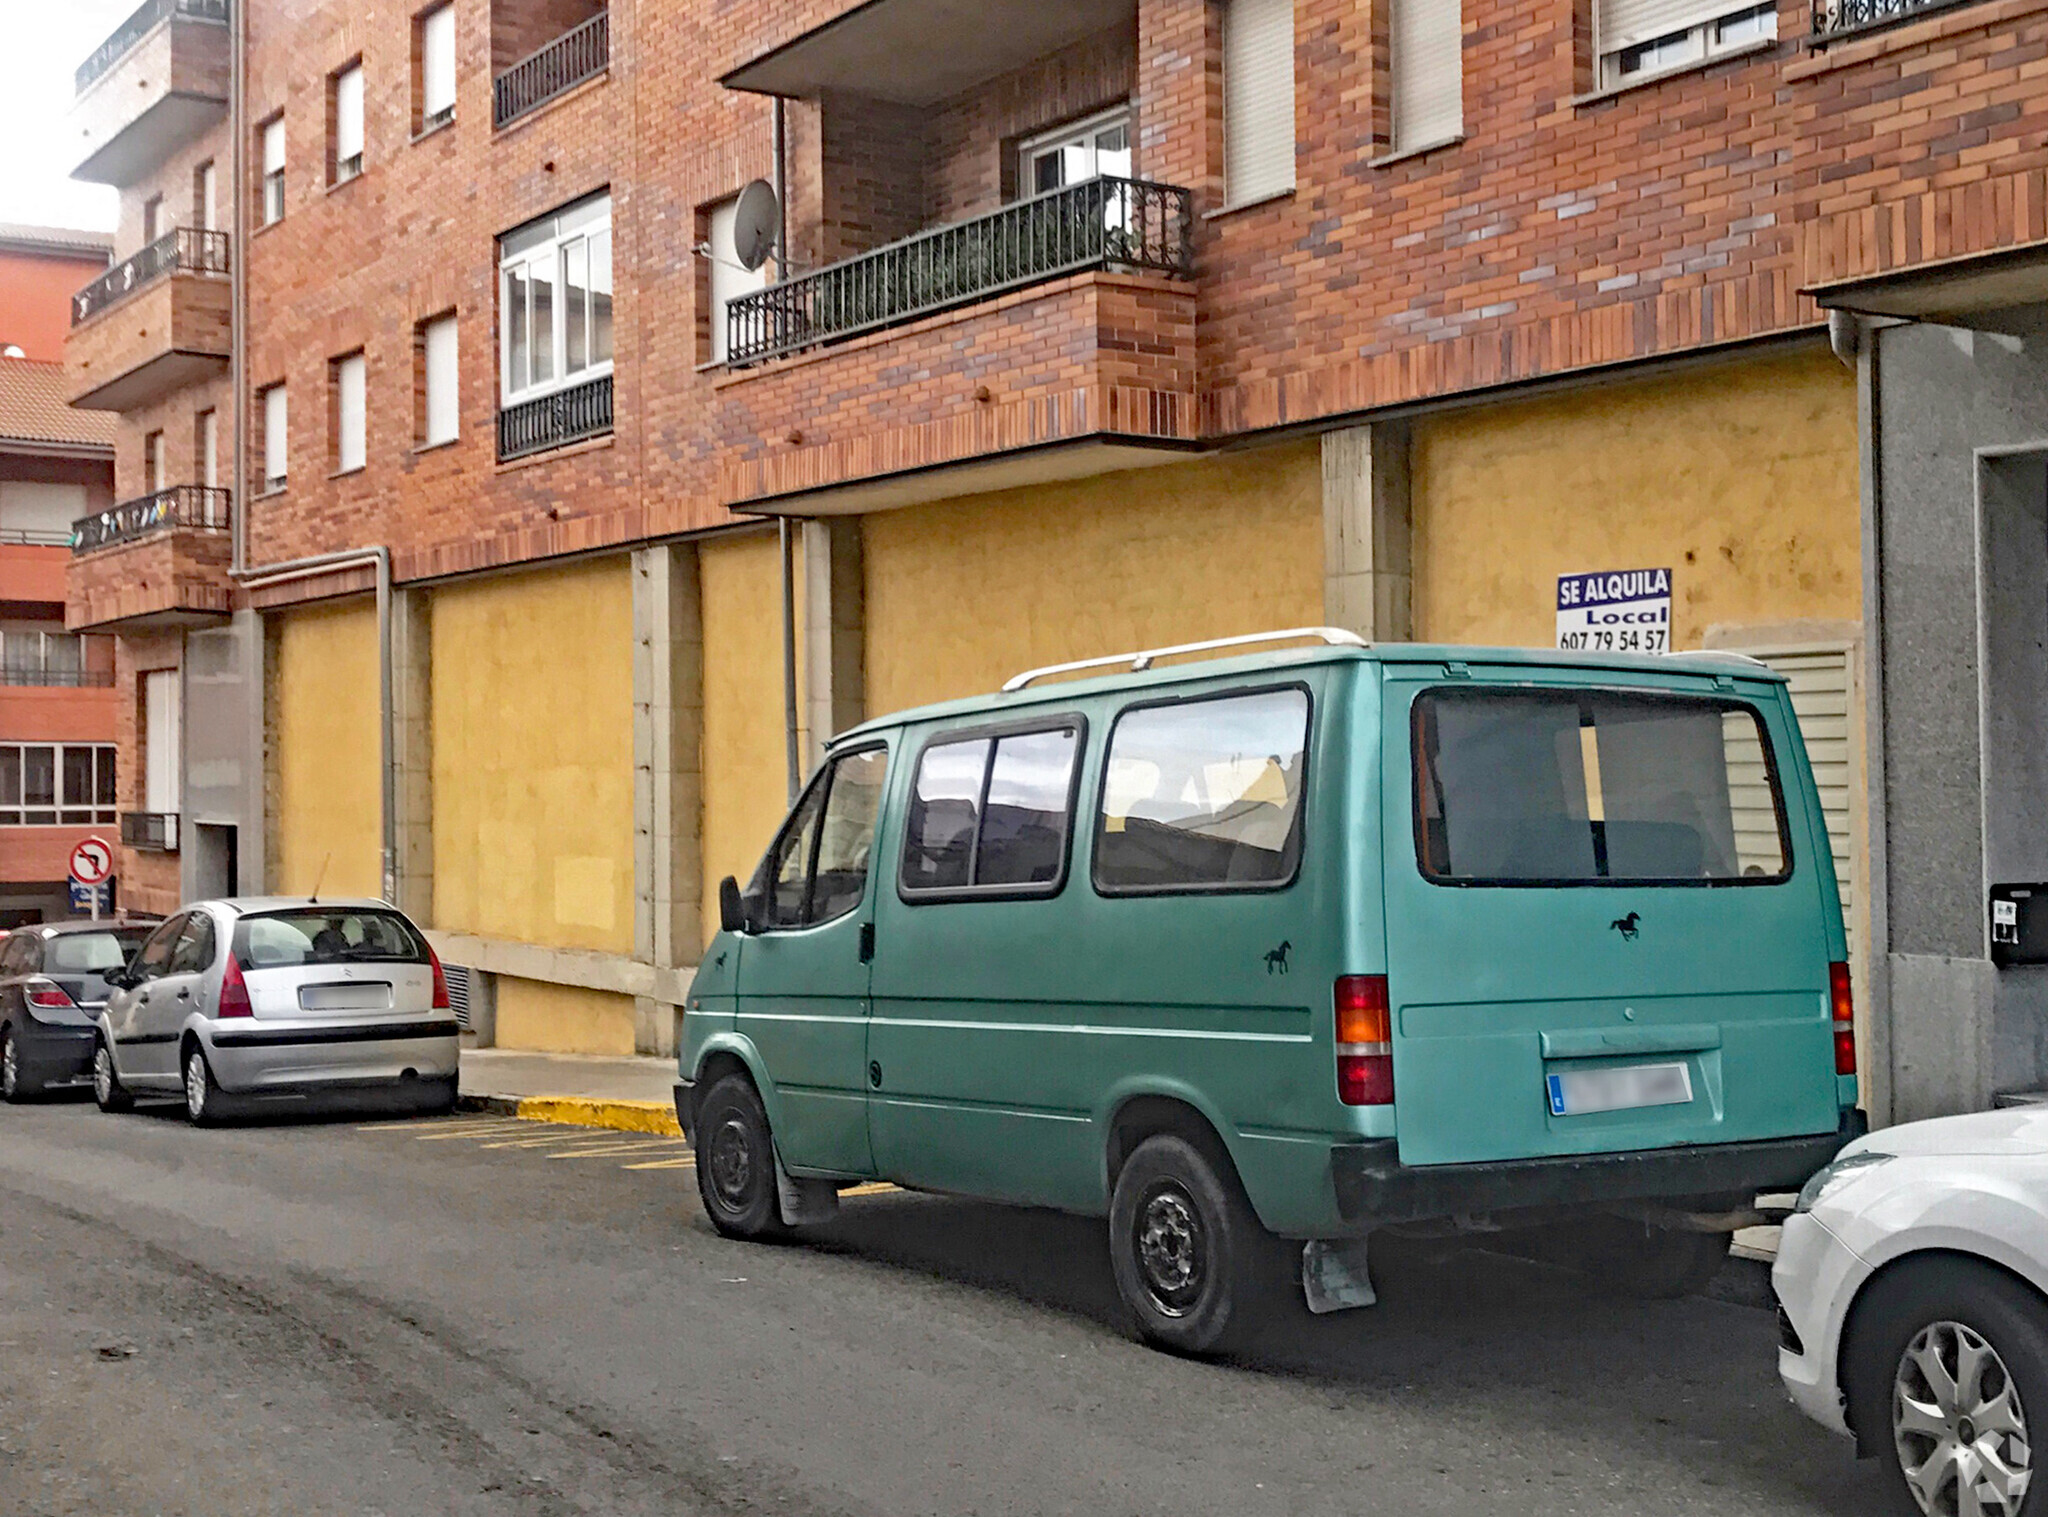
[1547,1062,1692,1117]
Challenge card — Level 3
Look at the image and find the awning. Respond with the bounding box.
[1812,241,2048,329]
[722,0,1134,107]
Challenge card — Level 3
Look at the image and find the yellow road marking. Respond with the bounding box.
[477,1132,607,1149]
[410,1123,537,1141]
[545,1143,688,1160]
[622,1157,696,1170]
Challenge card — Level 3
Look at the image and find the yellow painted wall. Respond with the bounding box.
[430,557,634,955]
[699,529,800,946]
[494,977,638,1057]
[272,599,382,899]
[863,441,1323,714]
[1411,348,1861,647]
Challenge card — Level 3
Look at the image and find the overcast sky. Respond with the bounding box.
[0,1,139,232]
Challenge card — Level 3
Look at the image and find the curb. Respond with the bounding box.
[457,1092,682,1137]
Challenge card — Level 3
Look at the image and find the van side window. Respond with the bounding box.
[754,746,888,930]
[900,725,1081,898]
[1413,689,1791,886]
[1094,688,1310,894]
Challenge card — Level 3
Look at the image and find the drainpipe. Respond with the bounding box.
[772,97,789,279]
[233,549,396,903]
[229,0,248,571]
[779,518,800,802]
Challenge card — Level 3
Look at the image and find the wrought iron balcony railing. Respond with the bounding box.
[72,485,231,555]
[0,665,116,689]
[77,0,228,95]
[1811,0,1982,40]
[497,373,613,461]
[725,175,1195,367]
[72,227,230,327]
[122,811,180,852]
[494,11,608,128]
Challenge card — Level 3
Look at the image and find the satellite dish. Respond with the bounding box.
[731,179,780,273]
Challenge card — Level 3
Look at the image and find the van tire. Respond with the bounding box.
[1581,1216,1729,1299]
[694,1073,789,1242]
[1109,1134,1270,1355]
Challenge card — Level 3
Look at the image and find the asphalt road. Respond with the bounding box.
[0,1097,1890,1516]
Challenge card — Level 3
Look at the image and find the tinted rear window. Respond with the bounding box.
[1414,688,1791,886]
[234,910,428,969]
[46,931,148,973]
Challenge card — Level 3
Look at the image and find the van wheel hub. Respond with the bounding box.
[1135,1185,1207,1316]
[708,1118,754,1206]
[1892,1320,2032,1516]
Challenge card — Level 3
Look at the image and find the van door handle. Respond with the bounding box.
[868,1061,882,1089]
[1541,1023,1721,1060]
[858,923,875,964]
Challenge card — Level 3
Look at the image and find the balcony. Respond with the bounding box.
[497,373,613,461]
[68,486,234,633]
[727,177,1193,365]
[1811,0,1986,40]
[71,0,230,187]
[494,11,609,129]
[122,811,180,853]
[66,229,232,412]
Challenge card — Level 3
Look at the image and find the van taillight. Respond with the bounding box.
[217,956,253,1019]
[1336,975,1394,1106]
[1830,961,1855,1077]
[428,945,451,1012]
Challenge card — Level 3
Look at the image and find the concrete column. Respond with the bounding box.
[389,587,434,922]
[632,543,704,1058]
[801,517,865,772]
[1321,423,1413,642]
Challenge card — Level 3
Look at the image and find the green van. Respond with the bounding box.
[676,629,1861,1353]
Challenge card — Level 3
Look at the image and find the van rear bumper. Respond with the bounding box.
[1330,1111,1863,1227]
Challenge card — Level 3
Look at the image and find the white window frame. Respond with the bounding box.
[145,670,181,817]
[196,159,218,230]
[262,116,287,225]
[1018,105,1134,197]
[420,4,457,130]
[422,313,459,445]
[334,351,367,473]
[1596,1,1776,90]
[198,408,218,488]
[498,194,613,407]
[262,383,288,492]
[333,63,366,184]
[0,743,118,827]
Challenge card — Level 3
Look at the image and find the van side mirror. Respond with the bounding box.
[718,876,749,936]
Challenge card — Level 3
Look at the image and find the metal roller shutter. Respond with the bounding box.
[1224,0,1295,208]
[1392,0,1462,153]
[1597,0,1729,51]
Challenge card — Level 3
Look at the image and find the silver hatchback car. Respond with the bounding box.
[92,898,461,1125]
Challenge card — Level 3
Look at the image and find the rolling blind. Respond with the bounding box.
[1224,0,1295,207]
[335,65,365,164]
[336,354,366,473]
[710,197,769,364]
[263,117,285,175]
[1597,0,1728,52]
[423,6,457,119]
[424,316,459,445]
[145,670,181,815]
[1392,0,1463,152]
[263,385,288,486]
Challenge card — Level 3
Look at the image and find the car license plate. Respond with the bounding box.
[1546,1061,1693,1117]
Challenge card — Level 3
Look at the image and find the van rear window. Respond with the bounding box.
[1413,689,1790,886]
[233,909,429,969]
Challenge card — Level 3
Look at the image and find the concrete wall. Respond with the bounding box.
[494,976,637,1058]
[270,599,381,898]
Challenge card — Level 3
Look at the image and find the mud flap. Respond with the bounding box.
[1302,1237,1378,1315]
[776,1157,839,1227]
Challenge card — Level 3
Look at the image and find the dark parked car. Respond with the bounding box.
[0,921,153,1101]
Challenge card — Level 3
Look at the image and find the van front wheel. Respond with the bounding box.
[1109,1134,1269,1355]
[693,1073,789,1242]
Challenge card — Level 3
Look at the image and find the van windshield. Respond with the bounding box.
[233,909,429,968]
[1414,689,1790,886]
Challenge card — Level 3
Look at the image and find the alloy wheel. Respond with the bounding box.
[1134,1183,1208,1318]
[1,1031,16,1099]
[184,1052,207,1121]
[1892,1319,2034,1516]
[93,1044,114,1107]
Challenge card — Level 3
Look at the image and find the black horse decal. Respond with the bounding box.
[1611,912,1642,941]
[1264,940,1293,974]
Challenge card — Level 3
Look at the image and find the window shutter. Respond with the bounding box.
[425,316,458,445]
[1597,0,1732,52]
[423,7,456,118]
[264,385,288,485]
[145,670,181,815]
[1392,0,1462,152]
[335,65,365,164]
[337,354,367,472]
[709,198,769,365]
[1224,0,1295,207]
[263,117,285,174]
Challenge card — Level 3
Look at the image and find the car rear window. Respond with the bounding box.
[1414,688,1791,886]
[46,930,148,972]
[234,909,429,969]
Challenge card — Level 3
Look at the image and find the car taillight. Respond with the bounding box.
[428,945,451,1012]
[25,981,75,1011]
[1335,975,1394,1106]
[1830,961,1855,1077]
[217,955,253,1019]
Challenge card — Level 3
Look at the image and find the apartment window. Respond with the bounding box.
[261,383,288,491]
[418,312,459,446]
[332,62,366,184]
[419,3,456,132]
[1390,0,1462,154]
[1596,0,1777,88]
[0,744,117,827]
[194,160,218,230]
[1223,0,1295,208]
[499,193,612,404]
[142,195,164,244]
[196,409,218,488]
[261,116,286,225]
[706,196,769,365]
[0,626,102,688]
[145,670,182,818]
[332,351,367,473]
[1020,107,1132,195]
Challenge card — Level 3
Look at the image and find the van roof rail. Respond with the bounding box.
[1001,627,1369,693]
[1687,650,1774,670]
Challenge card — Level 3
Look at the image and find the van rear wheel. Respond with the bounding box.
[694,1073,789,1242]
[1581,1216,1729,1299]
[1109,1134,1271,1355]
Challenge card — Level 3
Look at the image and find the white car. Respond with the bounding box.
[1775,1107,2048,1517]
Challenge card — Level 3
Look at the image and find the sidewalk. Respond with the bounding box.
[458,1048,681,1136]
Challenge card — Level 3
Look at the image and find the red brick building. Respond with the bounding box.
[60,0,2048,1104]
